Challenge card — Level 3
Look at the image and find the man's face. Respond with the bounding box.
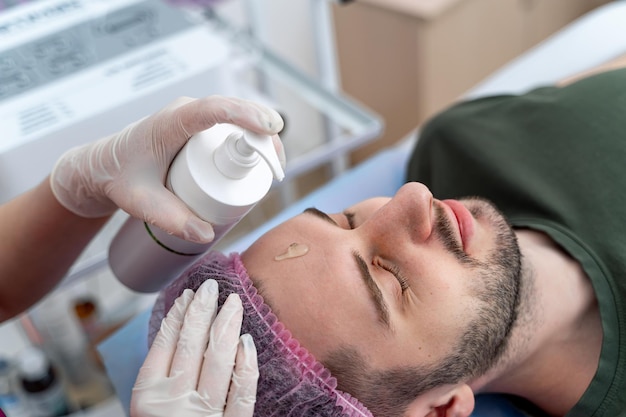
[241,182,520,373]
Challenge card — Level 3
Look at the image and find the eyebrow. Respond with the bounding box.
[353,252,392,329]
[302,207,392,330]
[303,207,338,225]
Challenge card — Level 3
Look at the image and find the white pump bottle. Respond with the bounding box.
[108,123,284,293]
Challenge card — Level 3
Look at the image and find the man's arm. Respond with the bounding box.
[0,177,109,321]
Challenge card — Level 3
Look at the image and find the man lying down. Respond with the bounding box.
[145,178,522,417]
[142,64,626,417]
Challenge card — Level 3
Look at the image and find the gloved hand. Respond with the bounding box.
[131,279,258,417]
[50,96,284,243]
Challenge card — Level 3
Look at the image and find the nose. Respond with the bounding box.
[361,182,434,245]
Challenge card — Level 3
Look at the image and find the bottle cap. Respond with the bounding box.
[214,130,284,181]
[17,347,48,379]
[241,130,285,181]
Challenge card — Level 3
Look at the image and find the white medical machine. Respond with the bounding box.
[0,0,383,281]
[0,0,234,206]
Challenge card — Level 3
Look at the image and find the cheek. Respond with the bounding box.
[401,260,477,332]
[421,286,478,347]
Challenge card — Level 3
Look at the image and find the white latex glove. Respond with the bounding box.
[131,279,258,417]
[50,96,284,243]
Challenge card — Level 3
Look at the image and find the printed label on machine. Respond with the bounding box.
[0,0,232,204]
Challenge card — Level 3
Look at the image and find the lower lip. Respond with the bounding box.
[442,199,474,250]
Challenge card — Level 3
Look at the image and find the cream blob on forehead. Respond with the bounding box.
[274,242,309,261]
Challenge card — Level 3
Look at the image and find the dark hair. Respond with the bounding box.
[324,308,517,416]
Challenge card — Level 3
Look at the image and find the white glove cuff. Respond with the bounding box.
[50,145,117,218]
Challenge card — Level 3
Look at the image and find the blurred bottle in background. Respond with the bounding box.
[72,297,100,345]
[27,291,114,412]
[0,357,29,417]
[15,347,70,417]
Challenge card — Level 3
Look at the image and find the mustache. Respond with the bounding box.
[432,203,477,266]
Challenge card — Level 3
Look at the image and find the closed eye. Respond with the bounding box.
[376,259,409,293]
[342,210,408,293]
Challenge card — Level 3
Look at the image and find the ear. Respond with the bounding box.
[405,384,475,417]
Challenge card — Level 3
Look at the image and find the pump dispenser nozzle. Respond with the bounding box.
[241,130,285,181]
[214,130,284,181]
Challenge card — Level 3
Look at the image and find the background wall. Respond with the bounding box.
[331,0,613,162]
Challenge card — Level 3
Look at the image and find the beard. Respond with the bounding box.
[325,197,523,417]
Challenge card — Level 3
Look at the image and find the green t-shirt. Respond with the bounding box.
[406,68,626,416]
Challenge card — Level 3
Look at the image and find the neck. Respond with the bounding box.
[472,229,602,416]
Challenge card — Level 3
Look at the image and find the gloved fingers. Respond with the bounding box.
[162,96,197,111]
[114,185,215,244]
[135,96,284,186]
[197,293,243,407]
[163,96,285,168]
[169,279,219,395]
[177,96,284,138]
[136,289,194,382]
[148,97,199,160]
[223,334,259,417]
